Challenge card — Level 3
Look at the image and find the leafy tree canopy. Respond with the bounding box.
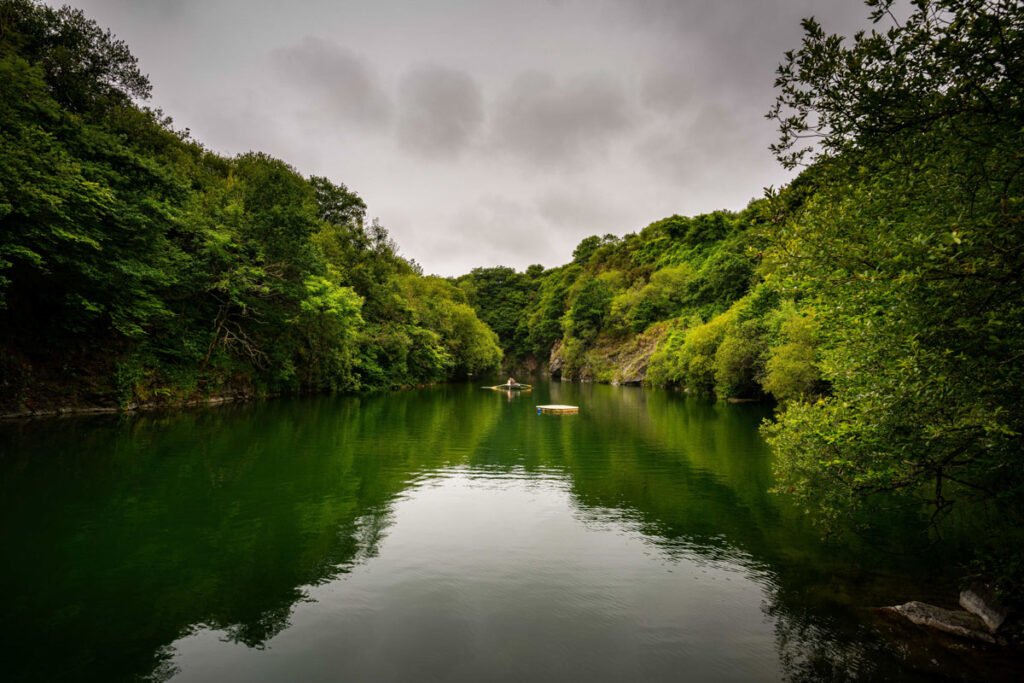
[761,0,1024,588]
[0,0,501,411]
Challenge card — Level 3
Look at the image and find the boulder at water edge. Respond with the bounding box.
[882,601,999,644]
[960,584,1009,634]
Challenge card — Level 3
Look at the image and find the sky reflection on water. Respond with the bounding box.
[0,382,985,682]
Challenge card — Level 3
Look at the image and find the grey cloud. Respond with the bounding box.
[637,129,702,185]
[641,68,696,115]
[397,66,484,160]
[635,102,774,213]
[68,0,887,276]
[637,104,739,181]
[615,0,871,43]
[272,37,391,128]
[536,189,628,234]
[492,72,633,168]
[427,189,629,275]
[69,0,196,22]
[437,197,557,270]
[617,0,879,95]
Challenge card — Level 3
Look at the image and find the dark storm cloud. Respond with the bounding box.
[272,37,391,128]
[397,66,484,160]
[492,72,634,168]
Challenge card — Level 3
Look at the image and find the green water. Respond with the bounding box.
[0,382,993,681]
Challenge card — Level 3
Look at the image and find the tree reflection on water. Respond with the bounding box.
[0,384,1001,682]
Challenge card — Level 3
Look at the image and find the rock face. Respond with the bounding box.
[882,601,999,644]
[548,342,564,379]
[545,324,667,384]
[960,584,1009,634]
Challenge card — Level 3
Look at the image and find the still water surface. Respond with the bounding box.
[0,382,986,681]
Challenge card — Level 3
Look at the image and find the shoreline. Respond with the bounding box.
[0,380,460,422]
[0,393,261,421]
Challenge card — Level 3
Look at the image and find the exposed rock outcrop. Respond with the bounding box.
[548,341,564,379]
[546,324,667,384]
[960,584,1010,634]
[881,601,1000,644]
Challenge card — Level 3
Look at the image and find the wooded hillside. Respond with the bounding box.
[0,0,501,413]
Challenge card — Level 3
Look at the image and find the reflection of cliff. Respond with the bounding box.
[0,389,503,682]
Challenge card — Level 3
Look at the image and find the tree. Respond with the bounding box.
[0,0,506,409]
[768,0,1024,171]
[456,266,532,360]
[571,234,619,265]
[309,175,366,228]
[763,0,1024,562]
[0,0,151,116]
[0,49,180,341]
[526,265,577,357]
[400,275,502,378]
[564,271,620,343]
[295,273,363,390]
[761,303,821,404]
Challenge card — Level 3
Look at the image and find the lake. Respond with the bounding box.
[0,381,996,681]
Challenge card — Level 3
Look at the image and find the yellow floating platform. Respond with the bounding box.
[536,404,579,415]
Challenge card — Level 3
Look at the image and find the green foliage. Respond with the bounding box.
[613,264,694,333]
[713,320,764,399]
[571,234,619,265]
[0,0,151,116]
[638,278,785,400]
[679,309,736,394]
[687,234,757,317]
[564,270,623,343]
[0,1,501,409]
[464,202,769,382]
[455,266,533,361]
[644,318,689,386]
[762,304,820,404]
[401,275,503,379]
[0,49,181,341]
[668,290,774,399]
[309,175,366,227]
[452,200,772,383]
[764,0,1024,550]
[672,211,730,247]
[526,264,578,356]
[295,273,363,391]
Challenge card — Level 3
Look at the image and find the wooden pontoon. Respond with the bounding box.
[536,404,579,415]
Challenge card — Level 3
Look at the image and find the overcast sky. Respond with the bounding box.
[63,0,876,276]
